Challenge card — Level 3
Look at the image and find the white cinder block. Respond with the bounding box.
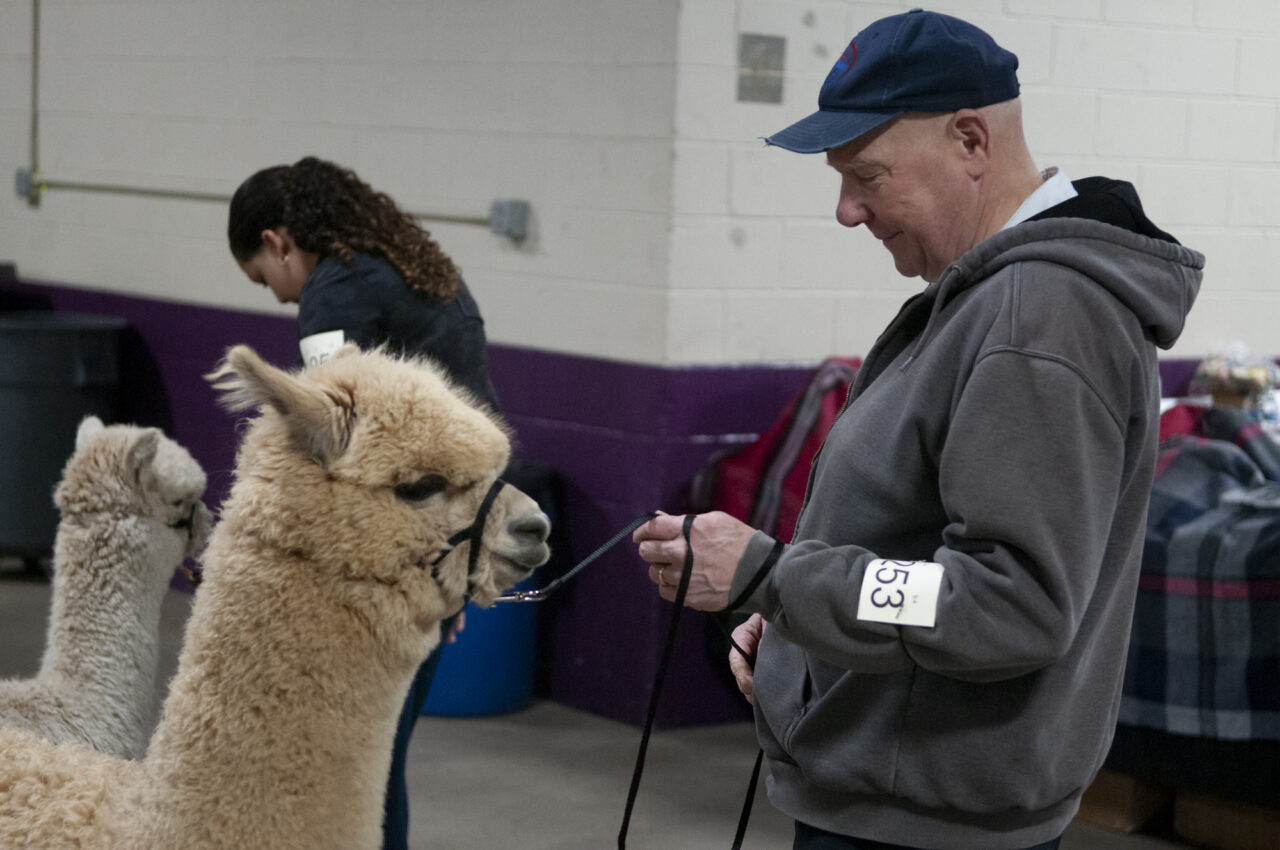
[1052,24,1146,90]
[1006,0,1103,20]
[1052,157,1143,190]
[1175,290,1280,360]
[0,1,31,57]
[223,123,359,182]
[676,64,793,142]
[0,60,28,111]
[672,142,731,215]
[1193,0,1280,33]
[1139,164,1231,227]
[413,132,512,214]
[677,0,738,67]
[278,0,364,61]
[480,272,667,364]
[1180,229,1272,296]
[782,220,901,292]
[668,216,784,289]
[1021,88,1097,158]
[225,2,292,60]
[1228,169,1280,228]
[1096,94,1187,159]
[350,130,431,203]
[545,138,674,215]
[420,0,677,66]
[1103,0,1194,26]
[976,17,1054,86]
[722,291,837,362]
[355,3,432,64]
[918,0,1005,18]
[126,60,232,120]
[37,3,122,58]
[0,106,25,161]
[557,208,671,289]
[319,61,432,131]
[1238,38,1280,99]
[1143,30,1236,95]
[496,63,674,139]
[667,289,726,363]
[1186,100,1276,163]
[122,3,230,59]
[37,59,121,115]
[731,145,833,217]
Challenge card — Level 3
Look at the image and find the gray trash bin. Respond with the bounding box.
[0,311,129,566]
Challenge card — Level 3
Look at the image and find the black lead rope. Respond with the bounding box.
[618,518,786,850]
[494,511,657,603]
[486,504,787,849]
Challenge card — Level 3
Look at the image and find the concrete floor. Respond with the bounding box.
[0,562,1198,849]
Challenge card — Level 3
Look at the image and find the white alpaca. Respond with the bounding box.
[0,345,550,849]
[0,416,210,760]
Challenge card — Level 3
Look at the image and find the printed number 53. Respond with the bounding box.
[871,564,910,610]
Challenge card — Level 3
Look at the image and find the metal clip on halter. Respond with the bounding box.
[494,511,657,603]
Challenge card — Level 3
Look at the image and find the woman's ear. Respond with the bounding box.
[260,228,292,261]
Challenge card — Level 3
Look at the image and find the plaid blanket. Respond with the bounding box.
[1120,406,1280,741]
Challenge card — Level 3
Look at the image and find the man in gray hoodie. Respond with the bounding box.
[633,9,1203,850]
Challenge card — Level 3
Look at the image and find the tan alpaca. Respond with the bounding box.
[0,416,210,759]
[0,344,551,849]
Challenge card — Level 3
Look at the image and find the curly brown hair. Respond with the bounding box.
[228,156,460,299]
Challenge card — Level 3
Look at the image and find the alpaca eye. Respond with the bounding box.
[394,475,448,503]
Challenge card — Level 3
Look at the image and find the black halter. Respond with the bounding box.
[430,478,507,578]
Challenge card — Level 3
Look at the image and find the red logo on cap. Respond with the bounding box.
[837,40,858,76]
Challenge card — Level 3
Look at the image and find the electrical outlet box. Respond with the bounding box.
[488,199,530,242]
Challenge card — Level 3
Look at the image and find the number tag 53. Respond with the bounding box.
[856,559,944,628]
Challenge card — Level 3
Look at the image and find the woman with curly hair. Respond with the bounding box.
[228,156,498,850]
[228,155,500,411]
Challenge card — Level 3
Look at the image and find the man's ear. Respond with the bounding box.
[950,110,991,176]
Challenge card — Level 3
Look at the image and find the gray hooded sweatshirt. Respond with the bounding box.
[730,179,1203,849]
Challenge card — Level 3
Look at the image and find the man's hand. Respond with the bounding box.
[729,613,766,703]
[632,511,756,611]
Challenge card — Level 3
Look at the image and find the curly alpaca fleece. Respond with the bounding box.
[0,417,210,759]
[0,345,550,849]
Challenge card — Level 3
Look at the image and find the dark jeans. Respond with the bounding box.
[794,820,1062,850]
[381,614,454,850]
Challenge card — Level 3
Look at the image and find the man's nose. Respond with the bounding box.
[836,192,870,228]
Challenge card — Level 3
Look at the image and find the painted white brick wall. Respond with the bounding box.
[670,0,1280,364]
[1,0,1277,366]
[0,0,680,366]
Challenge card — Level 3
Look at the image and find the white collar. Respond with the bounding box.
[1002,167,1078,230]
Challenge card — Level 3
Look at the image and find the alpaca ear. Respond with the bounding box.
[75,415,105,450]
[126,429,161,482]
[206,344,354,464]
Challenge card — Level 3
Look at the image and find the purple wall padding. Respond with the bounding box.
[489,347,812,726]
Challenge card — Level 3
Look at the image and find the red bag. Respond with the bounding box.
[692,357,860,543]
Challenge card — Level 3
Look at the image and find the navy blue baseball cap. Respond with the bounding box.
[765,9,1020,153]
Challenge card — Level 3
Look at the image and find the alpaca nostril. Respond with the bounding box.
[511,513,550,543]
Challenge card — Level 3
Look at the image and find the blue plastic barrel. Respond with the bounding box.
[422,573,541,716]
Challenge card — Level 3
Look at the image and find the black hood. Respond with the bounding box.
[1030,177,1179,244]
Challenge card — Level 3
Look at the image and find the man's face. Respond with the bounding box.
[827,114,976,283]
